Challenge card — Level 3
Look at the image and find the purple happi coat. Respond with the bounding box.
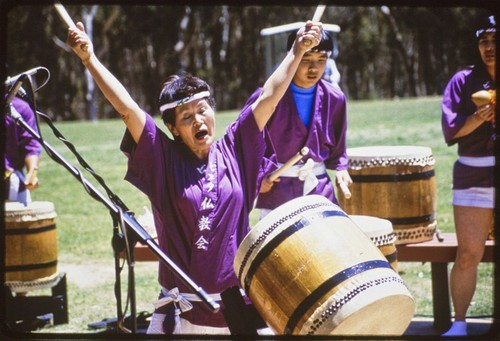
[441,64,495,189]
[120,106,270,327]
[247,80,348,209]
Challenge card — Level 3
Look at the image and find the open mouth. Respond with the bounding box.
[195,129,209,140]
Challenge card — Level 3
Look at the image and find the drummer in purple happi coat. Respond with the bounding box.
[119,80,269,330]
[245,30,352,217]
[67,19,324,334]
[4,96,42,205]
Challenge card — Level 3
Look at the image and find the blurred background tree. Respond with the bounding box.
[2,3,495,121]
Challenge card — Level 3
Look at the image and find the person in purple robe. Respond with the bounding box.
[67,20,324,334]
[4,96,42,205]
[245,30,352,217]
[441,15,496,337]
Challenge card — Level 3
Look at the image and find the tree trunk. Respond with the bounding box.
[82,5,98,121]
[379,6,417,97]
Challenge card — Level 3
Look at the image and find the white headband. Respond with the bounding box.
[159,91,211,112]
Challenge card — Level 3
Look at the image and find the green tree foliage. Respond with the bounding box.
[3,4,495,120]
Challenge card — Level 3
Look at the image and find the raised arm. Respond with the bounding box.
[251,21,323,130]
[66,22,145,143]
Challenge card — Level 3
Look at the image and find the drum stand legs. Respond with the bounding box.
[3,273,68,332]
[431,263,452,332]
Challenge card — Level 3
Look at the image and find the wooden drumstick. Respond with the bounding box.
[304,4,326,46]
[54,2,89,51]
[27,168,38,186]
[338,181,351,199]
[268,147,310,182]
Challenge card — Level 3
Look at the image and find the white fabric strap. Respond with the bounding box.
[155,287,245,307]
[278,159,326,195]
[458,156,495,167]
[159,91,210,112]
[179,288,246,303]
[153,287,193,312]
[180,293,222,302]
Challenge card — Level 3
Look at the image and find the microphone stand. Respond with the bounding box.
[5,88,220,332]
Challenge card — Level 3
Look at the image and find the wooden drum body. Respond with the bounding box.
[235,195,414,335]
[338,146,437,244]
[4,201,58,282]
[349,215,398,271]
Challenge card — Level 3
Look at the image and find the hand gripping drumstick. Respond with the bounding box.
[338,181,351,199]
[54,2,89,51]
[27,168,38,186]
[303,4,326,46]
[268,147,310,182]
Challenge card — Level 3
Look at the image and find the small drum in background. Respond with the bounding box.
[349,215,398,272]
[4,201,58,283]
[338,146,437,244]
[235,195,415,335]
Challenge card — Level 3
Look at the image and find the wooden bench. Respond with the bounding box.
[126,232,496,331]
[396,233,495,331]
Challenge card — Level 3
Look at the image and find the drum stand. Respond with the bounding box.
[4,80,220,333]
[3,273,68,332]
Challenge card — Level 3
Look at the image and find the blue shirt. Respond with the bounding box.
[291,83,315,128]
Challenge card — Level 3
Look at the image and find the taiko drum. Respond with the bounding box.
[349,215,398,271]
[4,201,58,282]
[235,195,414,335]
[338,146,437,244]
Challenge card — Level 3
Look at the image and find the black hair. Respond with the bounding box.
[287,29,333,53]
[158,73,216,125]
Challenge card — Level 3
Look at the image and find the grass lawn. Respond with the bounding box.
[7,96,494,334]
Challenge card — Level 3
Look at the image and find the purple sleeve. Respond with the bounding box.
[120,114,168,200]
[225,104,274,207]
[13,97,42,158]
[441,71,468,145]
[324,89,348,171]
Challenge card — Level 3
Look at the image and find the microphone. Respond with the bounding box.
[4,67,44,88]
[5,74,27,109]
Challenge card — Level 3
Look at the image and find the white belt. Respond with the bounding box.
[153,287,245,312]
[458,156,495,167]
[181,288,245,302]
[279,159,326,195]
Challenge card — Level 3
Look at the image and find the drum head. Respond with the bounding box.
[5,201,57,222]
[347,146,434,169]
[327,294,415,335]
[348,145,432,159]
[349,215,396,245]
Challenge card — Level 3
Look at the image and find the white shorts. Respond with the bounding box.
[453,187,495,209]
